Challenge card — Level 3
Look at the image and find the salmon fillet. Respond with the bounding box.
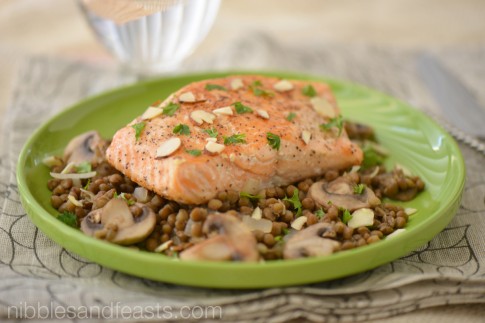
[106,75,363,204]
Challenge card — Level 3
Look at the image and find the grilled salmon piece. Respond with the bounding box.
[106,75,363,204]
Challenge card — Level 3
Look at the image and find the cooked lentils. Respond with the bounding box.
[47,122,425,260]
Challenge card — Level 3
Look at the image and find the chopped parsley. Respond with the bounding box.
[286,112,296,121]
[342,209,352,224]
[75,162,92,173]
[186,149,202,156]
[354,184,366,194]
[115,192,135,205]
[284,189,302,217]
[249,81,274,97]
[362,144,386,169]
[233,102,253,114]
[240,192,263,200]
[320,116,344,136]
[266,132,281,150]
[315,208,325,218]
[282,228,289,235]
[252,80,262,87]
[202,127,218,138]
[162,102,179,116]
[302,84,317,97]
[224,133,246,145]
[57,211,77,228]
[205,83,227,91]
[274,235,283,242]
[173,123,190,135]
[83,178,91,190]
[131,122,146,141]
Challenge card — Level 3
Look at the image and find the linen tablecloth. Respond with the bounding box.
[1,34,485,322]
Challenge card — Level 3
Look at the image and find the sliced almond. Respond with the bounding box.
[348,208,374,228]
[256,109,269,119]
[206,137,217,143]
[190,110,216,125]
[311,97,336,118]
[68,195,83,207]
[154,240,173,253]
[205,141,225,154]
[404,208,417,216]
[141,107,163,120]
[213,106,233,116]
[179,91,196,102]
[387,228,406,239]
[42,155,63,167]
[350,165,361,173]
[252,207,262,220]
[291,216,308,231]
[301,130,312,145]
[230,78,244,90]
[229,153,236,162]
[156,137,181,158]
[273,80,294,92]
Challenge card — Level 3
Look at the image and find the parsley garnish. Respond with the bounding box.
[240,192,263,200]
[205,84,227,91]
[249,81,274,97]
[362,144,386,169]
[173,123,190,135]
[224,133,246,145]
[132,122,146,141]
[354,184,365,194]
[116,192,135,205]
[282,228,289,235]
[162,102,179,116]
[75,162,92,173]
[266,132,281,150]
[284,189,302,217]
[286,112,296,121]
[57,211,77,228]
[315,208,325,218]
[320,116,344,136]
[202,127,218,138]
[342,209,352,224]
[302,84,317,97]
[233,102,253,114]
[83,178,91,190]
[186,149,202,156]
[274,235,283,242]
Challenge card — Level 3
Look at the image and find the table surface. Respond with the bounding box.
[1,0,485,322]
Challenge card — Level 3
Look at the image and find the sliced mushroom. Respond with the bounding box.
[81,198,156,245]
[63,131,108,166]
[308,176,380,211]
[180,213,259,262]
[284,223,341,259]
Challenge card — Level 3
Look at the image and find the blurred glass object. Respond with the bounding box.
[79,0,221,75]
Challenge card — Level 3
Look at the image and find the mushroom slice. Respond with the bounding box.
[284,223,341,259]
[180,213,259,262]
[81,198,156,245]
[308,176,381,211]
[63,131,108,166]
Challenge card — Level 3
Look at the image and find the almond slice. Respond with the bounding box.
[251,207,262,220]
[154,240,173,253]
[230,78,244,90]
[213,106,233,116]
[205,141,225,154]
[141,107,163,120]
[190,110,216,125]
[156,137,181,158]
[256,109,270,119]
[301,130,311,145]
[387,228,406,239]
[42,155,63,167]
[404,208,417,216]
[348,208,374,229]
[206,137,217,143]
[179,91,196,102]
[310,97,336,118]
[68,195,83,207]
[273,80,294,92]
[291,216,308,231]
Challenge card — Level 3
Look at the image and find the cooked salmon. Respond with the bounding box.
[106,75,363,204]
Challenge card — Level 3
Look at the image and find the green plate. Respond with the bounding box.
[17,71,465,289]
